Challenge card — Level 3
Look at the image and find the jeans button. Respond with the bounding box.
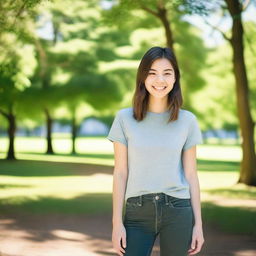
[155,195,159,200]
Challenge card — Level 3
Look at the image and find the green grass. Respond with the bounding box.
[202,202,256,237]
[0,192,112,215]
[0,136,256,237]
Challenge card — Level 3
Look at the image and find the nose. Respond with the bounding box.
[155,74,165,81]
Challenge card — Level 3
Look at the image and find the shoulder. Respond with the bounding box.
[117,107,133,118]
[179,109,197,120]
[179,109,199,125]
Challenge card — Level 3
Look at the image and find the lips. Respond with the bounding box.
[153,86,167,91]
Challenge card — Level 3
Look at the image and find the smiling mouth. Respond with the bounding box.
[152,86,167,91]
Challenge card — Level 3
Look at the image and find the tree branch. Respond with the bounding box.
[242,0,251,11]
[202,16,232,42]
[140,4,159,18]
[244,27,255,56]
[11,0,29,29]
[0,109,9,118]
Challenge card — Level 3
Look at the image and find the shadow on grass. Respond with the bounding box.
[197,159,239,172]
[0,158,240,178]
[0,192,113,216]
[202,201,256,237]
[0,159,113,177]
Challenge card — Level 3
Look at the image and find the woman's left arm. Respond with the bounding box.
[182,145,205,255]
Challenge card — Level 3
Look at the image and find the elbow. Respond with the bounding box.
[114,168,128,180]
[185,172,197,184]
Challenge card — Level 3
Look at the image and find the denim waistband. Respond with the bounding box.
[127,192,172,206]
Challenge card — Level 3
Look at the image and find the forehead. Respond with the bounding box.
[150,58,173,70]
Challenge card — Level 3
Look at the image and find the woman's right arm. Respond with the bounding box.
[112,141,128,256]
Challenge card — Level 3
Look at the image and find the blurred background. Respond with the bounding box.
[0,0,256,255]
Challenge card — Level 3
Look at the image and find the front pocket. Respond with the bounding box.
[168,197,191,208]
[125,201,142,210]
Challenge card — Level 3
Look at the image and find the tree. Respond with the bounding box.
[0,44,36,159]
[0,0,44,160]
[0,68,18,160]
[200,0,256,185]
[225,0,256,185]
[31,0,134,154]
[100,0,208,110]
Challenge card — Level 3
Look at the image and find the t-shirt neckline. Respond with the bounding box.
[146,110,170,115]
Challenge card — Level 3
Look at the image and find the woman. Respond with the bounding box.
[107,46,205,256]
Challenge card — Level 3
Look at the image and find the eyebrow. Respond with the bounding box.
[149,68,173,71]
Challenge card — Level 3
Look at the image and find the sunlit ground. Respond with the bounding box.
[0,136,255,236]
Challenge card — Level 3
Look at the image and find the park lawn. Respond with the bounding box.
[0,136,255,237]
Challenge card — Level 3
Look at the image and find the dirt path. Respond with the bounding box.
[0,212,255,256]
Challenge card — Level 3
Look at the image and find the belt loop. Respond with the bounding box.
[139,195,142,206]
[165,194,169,205]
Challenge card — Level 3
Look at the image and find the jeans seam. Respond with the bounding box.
[146,238,155,256]
[168,199,192,209]
[153,199,157,234]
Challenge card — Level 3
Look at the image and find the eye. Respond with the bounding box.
[148,73,155,75]
[165,73,172,75]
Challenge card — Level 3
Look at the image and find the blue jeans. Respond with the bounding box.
[123,192,194,256]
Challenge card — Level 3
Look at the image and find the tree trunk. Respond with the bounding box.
[0,108,16,160]
[35,39,55,155]
[45,108,54,154]
[157,6,174,50]
[141,2,174,50]
[7,111,16,160]
[225,0,256,185]
[71,112,77,155]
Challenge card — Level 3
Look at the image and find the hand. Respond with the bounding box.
[112,222,127,256]
[187,224,204,255]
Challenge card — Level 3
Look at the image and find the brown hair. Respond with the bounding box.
[132,46,183,123]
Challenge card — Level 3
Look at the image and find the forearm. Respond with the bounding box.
[186,173,202,226]
[112,170,127,225]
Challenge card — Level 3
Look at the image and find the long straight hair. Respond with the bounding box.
[132,46,183,123]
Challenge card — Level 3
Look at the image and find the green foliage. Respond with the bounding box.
[171,11,208,96]
[193,43,237,130]
[244,21,256,120]
[0,0,46,34]
[0,43,37,117]
[101,0,208,114]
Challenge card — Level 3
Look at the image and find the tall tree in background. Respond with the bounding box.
[201,0,256,185]
[225,0,256,185]
[0,67,18,160]
[32,0,134,154]
[101,0,207,110]
[0,45,36,160]
[0,0,43,159]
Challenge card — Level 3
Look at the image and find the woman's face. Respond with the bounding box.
[144,58,176,98]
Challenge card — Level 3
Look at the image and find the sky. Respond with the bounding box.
[37,1,256,48]
[183,1,256,47]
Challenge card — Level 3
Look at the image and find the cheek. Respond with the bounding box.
[167,76,175,84]
[145,77,154,85]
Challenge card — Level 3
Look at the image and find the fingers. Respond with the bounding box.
[188,238,204,255]
[114,242,125,256]
[191,237,196,251]
[121,234,127,249]
[113,236,126,256]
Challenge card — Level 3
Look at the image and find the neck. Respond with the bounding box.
[148,96,168,113]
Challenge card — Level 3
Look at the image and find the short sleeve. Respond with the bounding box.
[182,115,203,151]
[107,110,128,147]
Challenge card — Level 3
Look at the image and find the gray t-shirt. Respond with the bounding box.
[107,107,203,201]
